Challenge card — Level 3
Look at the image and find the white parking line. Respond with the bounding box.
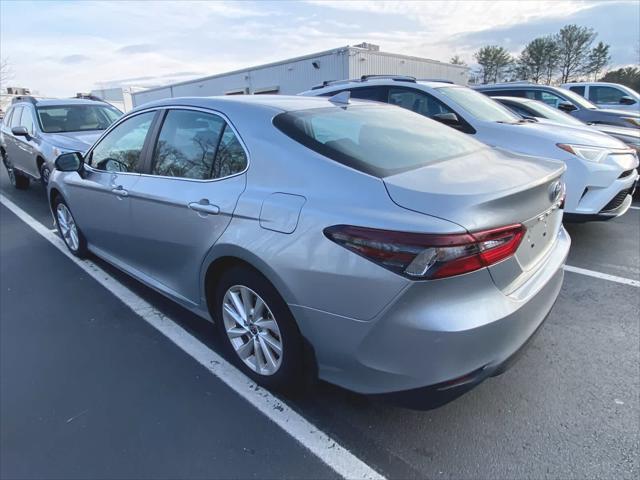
[0,194,385,480]
[630,206,640,210]
[564,265,640,288]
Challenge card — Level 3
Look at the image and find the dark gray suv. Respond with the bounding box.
[0,96,121,188]
[475,83,640,129]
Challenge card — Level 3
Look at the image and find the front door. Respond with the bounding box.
[126,108,248,303]
[62,110,157,261]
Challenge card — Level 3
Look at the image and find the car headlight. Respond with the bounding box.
[621,117,640,128]
[557,144,610,163]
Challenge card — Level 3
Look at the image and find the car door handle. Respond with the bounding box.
[111,186,129,197]
[188,201,220,215]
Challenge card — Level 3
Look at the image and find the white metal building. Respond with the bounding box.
[131,44,468,107]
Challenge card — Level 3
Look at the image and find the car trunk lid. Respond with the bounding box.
[383,147,566,291]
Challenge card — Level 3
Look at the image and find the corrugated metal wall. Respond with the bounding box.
[132,50,349,107]
[348,50,468,84]
[131,47,468,107]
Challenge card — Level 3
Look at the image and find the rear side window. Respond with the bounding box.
[151,109,247,180]
[568,85,586,96]
[273,105,484,177]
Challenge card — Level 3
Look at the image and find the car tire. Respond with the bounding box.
[214,265,304,392]
[39,162,51,187]
[54,196,87,258]
[2,153,29,190]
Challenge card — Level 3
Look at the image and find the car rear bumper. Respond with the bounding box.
[291,227,570,401]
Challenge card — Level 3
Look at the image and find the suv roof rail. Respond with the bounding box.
[481,81,534,87]
[73,93,107,102]
[310,78,358,90]
[309,74,418,91]
[418,78,455,84]
[11,95,38,105]
[360,74,416,83]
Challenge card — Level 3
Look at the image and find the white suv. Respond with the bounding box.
[302,77,639,221]
[562,82,640,112]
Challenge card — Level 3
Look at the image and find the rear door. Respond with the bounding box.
[126,107,248,304]
[62,110,157,261]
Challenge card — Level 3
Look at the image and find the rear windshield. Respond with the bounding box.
[273,105,484,177]
[36,104,122,133]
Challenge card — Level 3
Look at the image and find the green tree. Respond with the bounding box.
[474,45,513,84]
[555,24,596,83]
[586,41,611,80]
[450,55,466,66]
[600,66,640,92]
[517,36,559,83]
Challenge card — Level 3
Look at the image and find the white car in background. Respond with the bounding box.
[562,82,640,112]
[302,76,639,220]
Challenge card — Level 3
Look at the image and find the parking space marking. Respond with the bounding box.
[0,194,385,480]
[630,206,640,210]
[564,265,640,287]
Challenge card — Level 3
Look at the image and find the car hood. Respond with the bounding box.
[383,146,565,231]
[47,131,103,152]
[494,121,629,149]
[534,118,640,145]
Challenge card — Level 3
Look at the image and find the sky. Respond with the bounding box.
[1,0,638,97]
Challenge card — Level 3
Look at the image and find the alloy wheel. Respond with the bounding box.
[222,285,283,375]
[56,203,80,251]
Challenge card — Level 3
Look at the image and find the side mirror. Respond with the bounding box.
[55,152,84,172]
[11,126,29,137]
[620,96,636,105]
[432,112,460,125]
[558,101,577,112]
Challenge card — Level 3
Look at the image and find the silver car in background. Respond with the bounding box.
[48,95,569,408]
[0,96,121,188]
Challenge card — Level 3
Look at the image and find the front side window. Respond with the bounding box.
[274,105,485,177]
[589,86,625,103]
[537,91,565,108]
[19,107,36,135]
[36,105,122,133]
[388,88,455,117]
[151,109,247,180]
[89,111,155,172]
[437,86,519,122]
[9,107,23,128]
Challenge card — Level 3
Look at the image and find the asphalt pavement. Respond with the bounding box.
[1,168,638,480]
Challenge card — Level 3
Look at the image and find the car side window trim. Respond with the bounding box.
[138,106,250,183]
[84,108,161,176]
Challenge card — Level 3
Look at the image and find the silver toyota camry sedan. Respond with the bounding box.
[48,95,570,409]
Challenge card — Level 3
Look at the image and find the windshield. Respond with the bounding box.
[273,105,485,177]
[559,88,598,109]
[523,100,586,126]
[36,105,122,133]
[437,87,520,123]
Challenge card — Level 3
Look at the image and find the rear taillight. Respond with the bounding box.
[324,224,525,280]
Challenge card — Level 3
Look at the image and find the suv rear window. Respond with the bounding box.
[273,105,484,177]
